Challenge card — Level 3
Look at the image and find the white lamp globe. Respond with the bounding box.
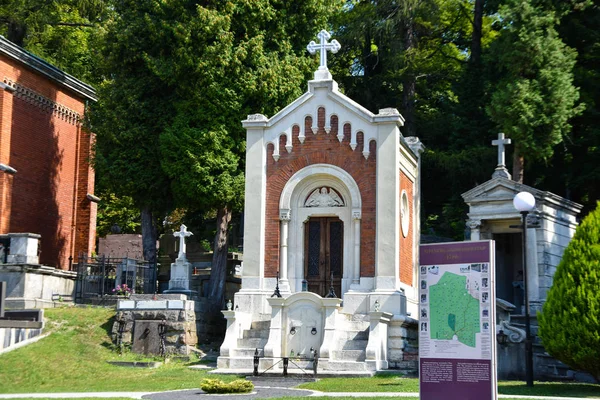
[513,191,536,212]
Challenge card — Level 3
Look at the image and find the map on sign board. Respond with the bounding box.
[429,271,480,347]
[420,262,490,360]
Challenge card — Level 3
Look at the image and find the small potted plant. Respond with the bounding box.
[112,284,133,298]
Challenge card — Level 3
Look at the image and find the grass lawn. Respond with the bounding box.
[299,377,600,398]
[0,307,237,393]
[2,306,600,399]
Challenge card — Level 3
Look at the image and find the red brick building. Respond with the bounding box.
[0,36,97,270]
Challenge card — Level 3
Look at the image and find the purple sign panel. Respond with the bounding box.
[420,359,492,400]
[419,241,497,400]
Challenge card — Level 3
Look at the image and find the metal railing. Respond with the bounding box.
[75,255,157,301]
[253,348,319,377]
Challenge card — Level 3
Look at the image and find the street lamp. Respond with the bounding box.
[513,191,536,387]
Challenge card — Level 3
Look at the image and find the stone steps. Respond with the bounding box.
[238,337,267,349]
[339,330,369,341]
[338,338,368,350]
[332,350,365,362]
[250,320,271,331]
[321,360,367,372]
[233,347,262,357]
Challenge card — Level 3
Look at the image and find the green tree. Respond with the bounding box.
[95,192,141,238]
[486,0,583,183]
[92,0,341,308]
[538,201,600,381]
[530,0,599,215]
[0,0,110,83]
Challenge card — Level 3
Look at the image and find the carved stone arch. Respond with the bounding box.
[279,164,362,296]
[279,164,361,212]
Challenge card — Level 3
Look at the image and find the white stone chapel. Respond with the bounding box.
[217,31,424,373]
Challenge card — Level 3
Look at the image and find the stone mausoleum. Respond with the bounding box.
[217,31,424,373]
[463,133,585,380]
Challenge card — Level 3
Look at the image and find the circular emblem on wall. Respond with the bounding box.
[401,190,410,237]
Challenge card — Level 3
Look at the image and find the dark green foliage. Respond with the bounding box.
[486,0,583,163]
[200,379,254,394]
[538,202,600,381]
[96,192,141,237]
[0,0,110,83]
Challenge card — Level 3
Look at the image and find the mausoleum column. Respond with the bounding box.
[352,211,361,286]
[467,219,482,241]
[240,114,268,291]
[526,224,539,305]
[279,210,291,293]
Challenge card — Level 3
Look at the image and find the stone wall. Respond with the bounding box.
[0,264,76,308]
[113,294,197,356]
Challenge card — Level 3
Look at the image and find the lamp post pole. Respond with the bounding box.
[514,191,536,387]
[521,210,534,387]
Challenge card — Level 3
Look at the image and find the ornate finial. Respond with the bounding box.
[226,299,233,311]
[492,133,512,179]
[374,300,381,312]
[173,224,193,261]
[307,30,341,80]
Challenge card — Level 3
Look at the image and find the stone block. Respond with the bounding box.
[137,300,167,309]
[168,300,184,309]
[118,300,135,309]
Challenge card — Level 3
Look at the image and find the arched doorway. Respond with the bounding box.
[304,216,343,296]
[279,164,362,296]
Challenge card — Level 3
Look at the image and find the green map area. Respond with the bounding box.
[429,272,480,347]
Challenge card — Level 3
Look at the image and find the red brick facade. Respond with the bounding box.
[0,41,97,269]
[400,169,414,285]
[264,108,378,278]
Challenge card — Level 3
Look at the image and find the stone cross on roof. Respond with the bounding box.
[307,30,341,80]
[492,132,512,179]
[173,224,193,261]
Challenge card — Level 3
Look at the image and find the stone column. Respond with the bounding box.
[319,298,343,360]
[351,211,361,287]
[279,210,291,293]
[264,297,286,360]
[467,219,482,241]
[526,226,539,306]
[373,115,401,290]
[365,311,393,370]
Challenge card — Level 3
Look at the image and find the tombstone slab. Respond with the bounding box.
[132,320,162,355]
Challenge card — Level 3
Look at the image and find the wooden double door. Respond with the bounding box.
[304,217,343,297]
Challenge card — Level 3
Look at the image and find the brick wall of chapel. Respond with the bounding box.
[265,106,377,278]
[0,55,96,269]
[399,169,414,286]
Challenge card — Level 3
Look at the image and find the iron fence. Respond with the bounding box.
[75,255,157,301]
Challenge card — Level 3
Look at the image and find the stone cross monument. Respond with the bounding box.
[307,29,341,80]
[173,224,193,261]
[165,224,196,297]
[492,132,512,179]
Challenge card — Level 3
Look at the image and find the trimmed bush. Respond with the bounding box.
[538,201,600,381]
[200,378,254,394]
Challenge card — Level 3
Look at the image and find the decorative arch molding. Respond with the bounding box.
[279,164,362,215]
[277,163,363,295]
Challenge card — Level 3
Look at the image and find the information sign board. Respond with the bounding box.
[419,241,497,400]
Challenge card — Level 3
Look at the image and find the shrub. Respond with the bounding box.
[538,201,600,381]
[200,378,254,394]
